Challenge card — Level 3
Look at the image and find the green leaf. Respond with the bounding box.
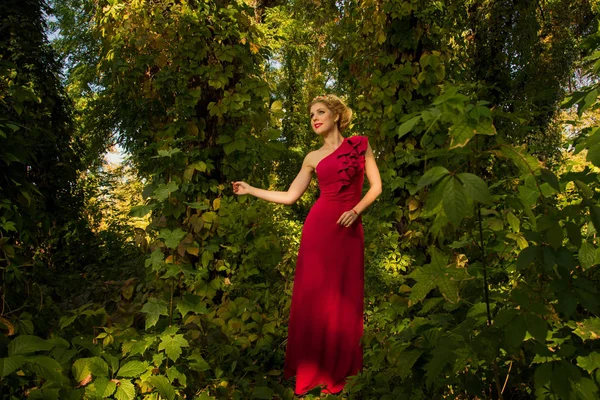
[534,362,553,389]
[507,212,520,233]
[177,294,208,318]
[158,228,186,249]
[545,223,563,250]
[114,379,136,400]
[408,247,469,304]
[396,115,421,139]
[158,334,189,362]
[396,350,423,379]
[556,291,578,318]
[424,346,453,385]
[141,298,168,330]
[167,366,187,386]
[72,357,109,382]
[270,100,282,111]
[0,355,25,377]
[129,205,154,218]
[572,377,598,400]
[540,168,560,192]
[551,362,572,400]
[517,246,538,270]
[8,335,53,356]
[117,361,148,378]
[474,118,496,135]
[494,309,518,327]
[579,242,596,270]
[573,318,600,341]
[577,352,600,373]
[58,314,78,330]
[25,356,64,382]
[188,351,210,372]
[146,375,176,400]
[145,249,165,272]
[589,205,600,234]
[184,202,209,210]
[566,222,582,247]
[504,314,527,349]
[26,388,60,400]
[155,148,181,158]
[415,166,450,192]
[152,182,179,201]
[587,143,600,167]
[526,314,548,343]
[422,175,450,214]
[449,122,475,149]
[518,184,538,206]
[499,144,541,176]
[252,386,275,399]
[86,376,116,398]
[575,180,594,199]
[457,173,491,204]
[442,177,468,226]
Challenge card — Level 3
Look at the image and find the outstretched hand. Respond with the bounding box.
[337,209,359,227]
[232,181,252,195]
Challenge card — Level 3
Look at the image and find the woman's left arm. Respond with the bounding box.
[336,138,382,227]
[351,140,382,215]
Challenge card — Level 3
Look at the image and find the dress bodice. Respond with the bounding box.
[315,136,368,202]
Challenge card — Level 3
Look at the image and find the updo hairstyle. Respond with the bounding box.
[308,94,353,133]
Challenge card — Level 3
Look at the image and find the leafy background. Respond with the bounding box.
[2,0,600,399]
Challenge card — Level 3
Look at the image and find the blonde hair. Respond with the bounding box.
[308,94,353,133]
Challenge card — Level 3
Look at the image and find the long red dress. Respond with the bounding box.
[283,135,367,395]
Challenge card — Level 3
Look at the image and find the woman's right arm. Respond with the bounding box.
[232,153,314,205]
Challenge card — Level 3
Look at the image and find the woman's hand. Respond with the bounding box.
[337,209,359,227]
[232,181,253,195]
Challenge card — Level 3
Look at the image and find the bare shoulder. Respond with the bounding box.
[303,150,320,170]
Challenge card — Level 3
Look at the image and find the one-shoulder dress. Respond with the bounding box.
[283,135,368,395]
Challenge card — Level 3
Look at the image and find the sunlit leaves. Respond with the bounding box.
[573,318,600,341]
[114,379,136,400]
[72,357,108,382]
[577,352,600,374]
[117,361,148,378]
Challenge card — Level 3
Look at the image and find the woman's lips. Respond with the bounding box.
[314,123,322,128]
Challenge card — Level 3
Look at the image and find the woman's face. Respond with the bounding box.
[309,102,337,135]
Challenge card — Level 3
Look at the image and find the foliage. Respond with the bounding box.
[3,0,600,399]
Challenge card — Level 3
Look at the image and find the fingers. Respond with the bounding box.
[337,211,358,227]
[231,181,242,194]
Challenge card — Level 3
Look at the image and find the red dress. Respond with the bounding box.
[283,135,367,395]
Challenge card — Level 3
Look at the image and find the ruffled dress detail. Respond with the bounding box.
[284,135,368,395]
[334,136,369,195]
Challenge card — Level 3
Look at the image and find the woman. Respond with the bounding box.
[232,94,382,395]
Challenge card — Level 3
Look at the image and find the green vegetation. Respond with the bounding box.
[2,0,600,398]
